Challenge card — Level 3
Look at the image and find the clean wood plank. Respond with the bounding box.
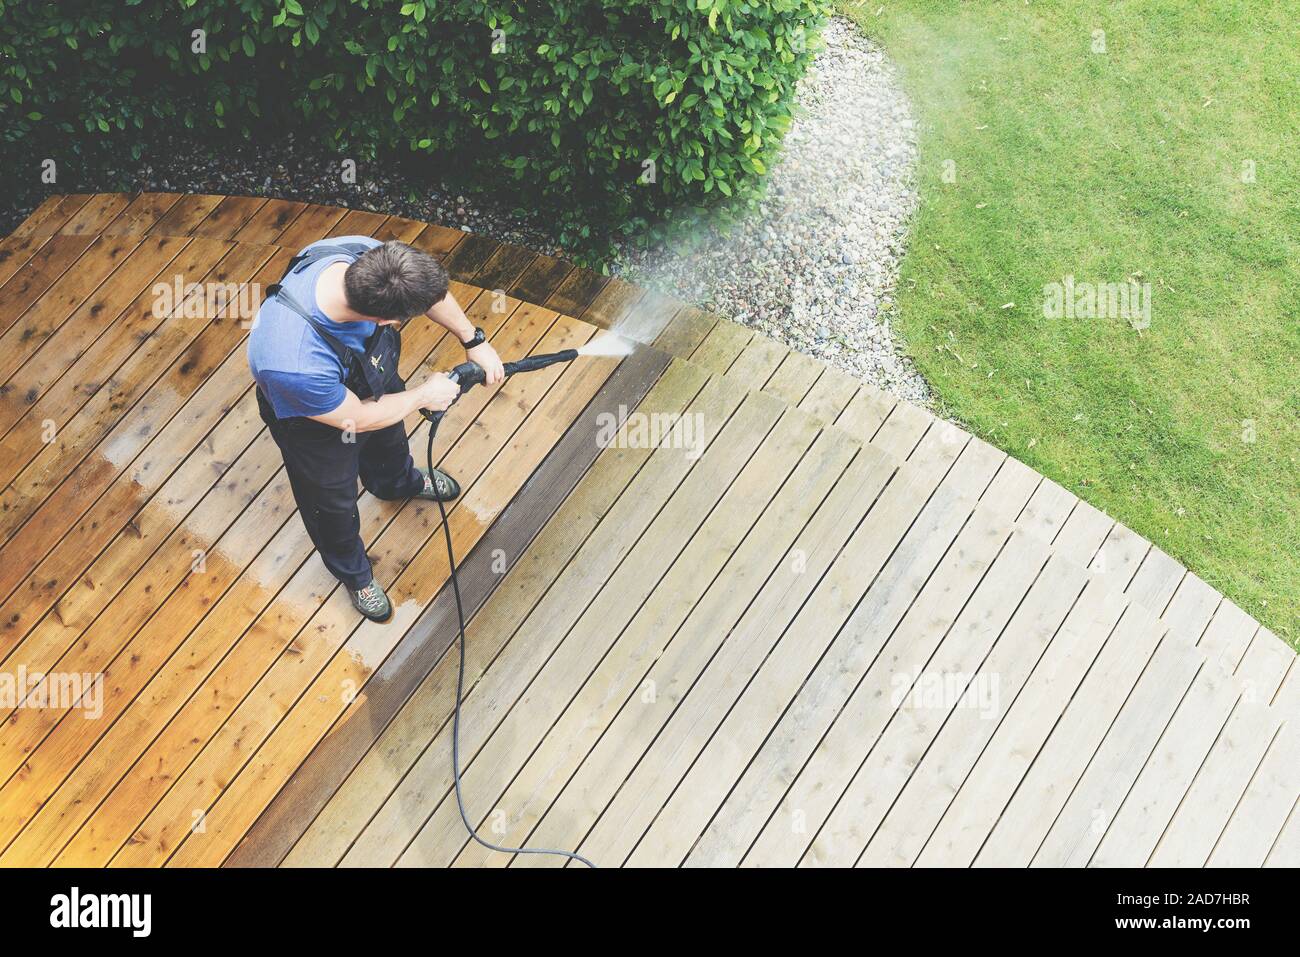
[231,199,308,244]
[0,239,262,546]
[101,193,183,236]
[153,315,612,867]
[410,223,467,257]
[226,343,672,867]
[0,234,142,385]
[0,234,199,460]
[272,203,349,250]
[472,417,858,867]
[408,390,792,867]
[686,437,1007,867]
[0,235,98,339]
[59,193,132,235]
[5,298,503,865]
[372,216,428,243]
[9,196,71,236]
[833,383,897,445]
[333,209,391,237]
[191,196,270,240]
[16,195,93,236]
[0,234,51,289]
[340,372,755,867]
[283,359,712,866]
[1051,496,1114,562]
[146,194,224,236]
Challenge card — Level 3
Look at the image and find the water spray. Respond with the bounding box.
[418,332,634,868]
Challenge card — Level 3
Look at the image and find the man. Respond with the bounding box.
[247,236,504,623]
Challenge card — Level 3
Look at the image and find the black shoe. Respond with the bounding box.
[349,579,393,623]
[414,467,460,502]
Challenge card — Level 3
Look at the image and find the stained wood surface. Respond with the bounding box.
[0,193,1292,869]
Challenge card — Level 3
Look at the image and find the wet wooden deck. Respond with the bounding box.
[0,193,1294,868]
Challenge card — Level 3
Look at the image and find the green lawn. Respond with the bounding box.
[838,0,1298,647]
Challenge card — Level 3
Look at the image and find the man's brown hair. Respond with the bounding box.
[344,241,449,320]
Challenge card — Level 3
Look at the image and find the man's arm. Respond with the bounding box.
[426,290,506,383]
[309,373,461,433]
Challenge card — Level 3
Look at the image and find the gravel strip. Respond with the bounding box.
[615,16,931,406]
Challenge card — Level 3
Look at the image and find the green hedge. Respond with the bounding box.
[1,0,828,250]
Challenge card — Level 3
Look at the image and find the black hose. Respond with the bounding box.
[426,412,597,868]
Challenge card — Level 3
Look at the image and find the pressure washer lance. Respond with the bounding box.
[418,348,598,868]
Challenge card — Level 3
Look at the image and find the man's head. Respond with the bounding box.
[344,241,449,322]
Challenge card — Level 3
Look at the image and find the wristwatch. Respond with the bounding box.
[460,326,486,349]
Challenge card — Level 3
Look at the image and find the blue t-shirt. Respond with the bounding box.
[247,235,383,418]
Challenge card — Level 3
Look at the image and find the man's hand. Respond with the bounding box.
[415,372,461,412]
[466,341,505,384]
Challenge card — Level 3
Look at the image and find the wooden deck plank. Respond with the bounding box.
[508,254,574,309]
[1030,598,1256,867]
[50,299,544,865]
[410,390,793,867]
[0,236,99,339]
[191,196,270,240]
[58,193,133,235]
[231,199,308,244]
[272,203,349,250]
[371,216,428,244]
[467,416,858,867]
[410,224,466,257]
[544,267,608,321]
[726,334,788,387]
[1208,680,1300,866]
[226,344,672,867]
[282,359,711,866]
[440,232,501,281]
[651,306,716,358]
[8,298,506,865]
[472,242,538,293]
[972,602,1166,866]
[689,320,753,376]
[155,315,611,866]
[605,425,966,866]
[0,234,51,289]
[1151,665,1298,866]
[851,555,1094,868]
[333,209,391,237]
[685,436,1007,867]
[1265,802,1300,866]
[911,579,1130,866]
[578,277,644,332]
[793,364,857,420]
[759,353,821,408]
[15,195,93,236]
[102,193,183,236]
[0,249,292,654]
[0,234,200,466]
[339,372,753,867]
[146,194,225,237]
[1089,626,1292,866]
[9,197,70,236]
[0,234,142,386]
[0,240,261,546]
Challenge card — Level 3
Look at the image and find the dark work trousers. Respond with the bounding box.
[257,388,424,590]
